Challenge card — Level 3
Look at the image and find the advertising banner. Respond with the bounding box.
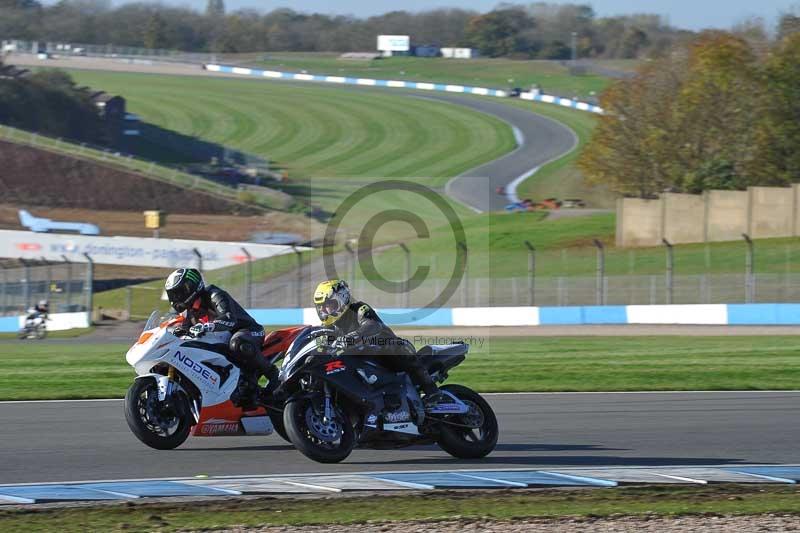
[0,230,302,269]
[377,35,410,52]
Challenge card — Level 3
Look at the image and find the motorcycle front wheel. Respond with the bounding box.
[284,395,355,463]
[124,378,192,450]
[35,325,46,340]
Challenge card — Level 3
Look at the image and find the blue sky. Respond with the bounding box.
[59,1,799,30]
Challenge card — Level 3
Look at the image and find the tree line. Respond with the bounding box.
[0,0,695,59]
[579,24,800,198]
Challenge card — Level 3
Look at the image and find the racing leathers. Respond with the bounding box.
[177,285,272,399]
[331,301,438,395]
[25,305,48,327]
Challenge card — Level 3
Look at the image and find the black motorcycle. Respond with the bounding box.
[276,328,498,463]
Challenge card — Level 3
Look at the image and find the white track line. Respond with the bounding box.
[649,473,707,484]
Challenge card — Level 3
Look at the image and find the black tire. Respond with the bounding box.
[436,384,498,459]
[283,395,355,463]
[17,329,27,340]
[124,378,193,450]
[269,409,290,442]
[35,325,46,340]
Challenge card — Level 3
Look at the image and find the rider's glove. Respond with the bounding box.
[333,335,356,350]
[189,322,215,338]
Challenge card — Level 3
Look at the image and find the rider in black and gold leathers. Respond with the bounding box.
[313,279,439,401]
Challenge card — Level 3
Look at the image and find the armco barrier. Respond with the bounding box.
[203,64,604,114]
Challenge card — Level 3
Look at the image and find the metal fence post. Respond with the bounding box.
[344,241,356,289]
[593,240,605,306]
[398,243,411,308]
[0,264,6,315]
[126,287,133,321]
[83,253,94,324]
[62,255,72,311]
[743,233,754,303]
[193,248,203,273]
[292,246,303,308]
[20,259,31,311]
[457,242,468,307]
[43,257,52,306]
[663,239,674,305]
[524,241,536,306]
[241,248,253,308]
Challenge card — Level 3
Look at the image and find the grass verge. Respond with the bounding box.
[1,336,799,400]
[0,485,798,532]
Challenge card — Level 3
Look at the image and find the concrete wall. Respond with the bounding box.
[749,186,794,238]
[662,193,705,244]
[617,185,800,247]
[705,190,748,241]
[616,198,662,247]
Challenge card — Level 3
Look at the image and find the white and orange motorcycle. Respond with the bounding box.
[124,310,304,450]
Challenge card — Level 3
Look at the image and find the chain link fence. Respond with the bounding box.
[0,259,91,316]
[8,236,799,319]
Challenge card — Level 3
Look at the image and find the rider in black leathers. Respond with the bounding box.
[165,268,273,403]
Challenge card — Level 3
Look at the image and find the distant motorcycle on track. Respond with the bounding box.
[275,327,499,463]
[18,313,47,340]
[123,310,304,449]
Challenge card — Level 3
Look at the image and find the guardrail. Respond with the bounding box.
[203,64,604,114]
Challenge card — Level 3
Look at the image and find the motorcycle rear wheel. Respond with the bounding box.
[436,384,498,459]
[124,378,192,450]
[284,396,355,463]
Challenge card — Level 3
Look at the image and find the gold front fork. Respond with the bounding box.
[167,366,176,380]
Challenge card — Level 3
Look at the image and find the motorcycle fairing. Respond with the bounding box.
[299,354,425,435]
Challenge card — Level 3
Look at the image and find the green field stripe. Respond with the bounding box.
[63,69,515,180]
[384,102,482,177]
[220,94,303,155]
[342,98,432,176]
[290,96,377,170]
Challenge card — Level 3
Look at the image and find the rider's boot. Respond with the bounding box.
[408,366,446,409]
[233,371,259,408]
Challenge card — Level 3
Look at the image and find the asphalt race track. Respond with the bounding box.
[9,55,578,213]
[434,93,577,212]
[2,391,798,485]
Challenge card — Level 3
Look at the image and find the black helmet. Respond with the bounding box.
[165,268,205,312]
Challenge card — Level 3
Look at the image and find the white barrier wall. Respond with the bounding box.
[0,230,302,268]
[17,312,90,331]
